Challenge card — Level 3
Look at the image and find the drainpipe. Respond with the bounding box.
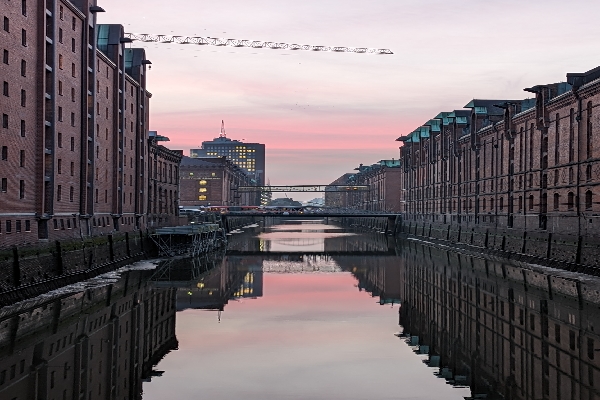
[572,85,583,241]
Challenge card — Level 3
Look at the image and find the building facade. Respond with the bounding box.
[179,156,254,208]
[0,1,180,248]
[325,160,403,212]
[190,135,266,185]
[147,132,183,228]
[397,65,600,242]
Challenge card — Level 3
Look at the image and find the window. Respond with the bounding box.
[70,162,74,176]
[71,63,76,77]
[199,195,207,201]
[3,81,8,96]
[199,188,207,193]
[587,101,593,159]
[6,220,11,233]
[1,146,6,160]
[20,120,25,137]
[1,178,6,192]
[71,87,75,102]
[2,50,7,64]
[25,220,30,232]
[586,190,593,210]
[57,159,62,174]
[70,186,74,202]
[19,180,24,199]
[568,192,574,210]
[554,193,559,210]
[59,5,64,20]
[22,0,27,16]
[58,54,64,69]
[58,132,62,148]
[58,28,63,43]
[21,29,27,46]
[20,89,25,106]
[58,81,63,96]
[20,59,26,76]
[3,17,9,32]
[2,114,7,128]
[70,137,75,151]
[529,195,534,211]
[57,185,62,201]
[587,164,592,181]
[19,150,24,167]
[70,113,75,126]
[71,38,76,52]
[72,17,76,30]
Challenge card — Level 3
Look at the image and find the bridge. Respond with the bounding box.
[236,185,370,192]
[225,212,400,218]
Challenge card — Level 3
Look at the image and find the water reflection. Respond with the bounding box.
[2,221,600,400]
[397,240,600,400]
[0,267,177,400]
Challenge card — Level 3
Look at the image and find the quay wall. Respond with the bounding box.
[400,220,600,276]
[0,232,152,306]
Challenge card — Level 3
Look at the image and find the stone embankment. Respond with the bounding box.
[0,232,150,306]
[336,216,600,275]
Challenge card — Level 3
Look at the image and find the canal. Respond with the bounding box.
[0,219,599,399]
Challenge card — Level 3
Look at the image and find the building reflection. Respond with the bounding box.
[396,241,600,400]
[0,269,176,400]
[152,254,264,312]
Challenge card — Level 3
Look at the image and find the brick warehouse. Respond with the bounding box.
[325,160,403,212]
[397,65,600,262]
[0,1,181,248]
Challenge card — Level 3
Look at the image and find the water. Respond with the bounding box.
[1,219,599,400]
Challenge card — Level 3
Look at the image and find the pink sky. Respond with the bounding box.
[99,0,600,200]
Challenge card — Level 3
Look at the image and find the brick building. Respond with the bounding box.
[179,156,254,208]
[325,160,403,212]
[397,65,600,244]
[147,132,183,228]
[0,1,180,249]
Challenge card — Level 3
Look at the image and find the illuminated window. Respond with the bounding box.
[199,180,207,185]
[211,173,216,177]
[199,188,207,193]
[189,172,194,176]
[199,195,207,200]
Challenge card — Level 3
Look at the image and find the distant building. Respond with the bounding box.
[179,156,255,207]
[147,132,183,228]
[190,134,266,185]
[269,198,302,207]
[325,161,403,212]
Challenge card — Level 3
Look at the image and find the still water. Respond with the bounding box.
[1,219,599,400]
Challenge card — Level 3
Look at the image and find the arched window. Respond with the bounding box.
[529,195,534,211]
[567,192,574,210]
[586,164,592,181]
[483,198,487,211]
[499,197,504,211]
[569,167,574,183]
[554,170,559,185]
[518,196,523,210]
[586,190,593,210]
[490,198,494,211]
[554,193,559,210]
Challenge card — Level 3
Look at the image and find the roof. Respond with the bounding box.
[180,156,226,167]
[463,99,520,116]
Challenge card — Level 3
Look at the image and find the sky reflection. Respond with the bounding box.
[142,274,467,400]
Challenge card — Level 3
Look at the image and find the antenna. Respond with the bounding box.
[220,120,226,138]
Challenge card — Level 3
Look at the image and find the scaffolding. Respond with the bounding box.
[150,224,226,257]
